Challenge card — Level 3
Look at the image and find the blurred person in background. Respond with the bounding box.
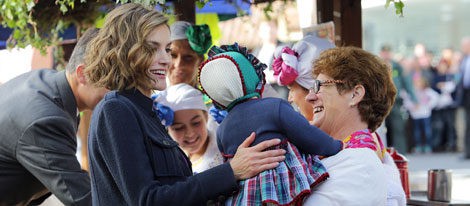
[431,51,459,152]
[402,78,440,154]
[414,43,435,83]
[380,44,417,154]
[459,36,470,159]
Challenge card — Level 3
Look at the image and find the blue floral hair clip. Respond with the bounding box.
[151,94,174,127]
[186,24,212,55]
[209,105,228,124]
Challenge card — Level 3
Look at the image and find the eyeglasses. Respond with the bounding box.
[309,79,345,94]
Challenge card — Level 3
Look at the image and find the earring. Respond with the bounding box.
[349,102,355,107]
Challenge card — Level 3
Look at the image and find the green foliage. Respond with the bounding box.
[385,0,405,17]
[196,0,211,9]
[0,0,36,49]
[115,0,165,7]
[0,0,406,53]
[0,0,170,53]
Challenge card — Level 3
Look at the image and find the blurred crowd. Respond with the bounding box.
[377,37,470,156]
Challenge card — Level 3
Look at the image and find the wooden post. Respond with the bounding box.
[334,0,362,47]
[316,0,333,25]
[317,0,362,47]
[174,0,196,23]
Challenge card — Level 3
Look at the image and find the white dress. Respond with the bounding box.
[191,117,224,174]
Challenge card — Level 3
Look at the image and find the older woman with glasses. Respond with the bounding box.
[303,46,406,205]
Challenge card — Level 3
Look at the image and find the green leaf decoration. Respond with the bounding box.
[186,24,212,55]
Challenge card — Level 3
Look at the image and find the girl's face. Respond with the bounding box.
[287,82,313,121]
[146,24,172,91]
[168,40,203,86]
[168,109,209,157]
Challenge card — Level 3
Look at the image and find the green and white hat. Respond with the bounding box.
[198,43,267,111]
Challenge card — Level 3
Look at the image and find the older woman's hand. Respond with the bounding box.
[229,132,286,180]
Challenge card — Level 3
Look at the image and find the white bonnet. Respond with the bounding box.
[273,35,335,89]
[154,83,207,112]
[170,21,192,41]
[293,35,335,89]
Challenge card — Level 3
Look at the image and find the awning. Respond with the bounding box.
[0,24,77,50]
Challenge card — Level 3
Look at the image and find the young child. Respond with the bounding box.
[402,77,440,153]
[152,83,223,173]
[198,43,343,205]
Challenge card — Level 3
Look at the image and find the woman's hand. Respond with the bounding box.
[229,132,286,180]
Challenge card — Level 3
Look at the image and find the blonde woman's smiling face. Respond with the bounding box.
[146,24,172,92]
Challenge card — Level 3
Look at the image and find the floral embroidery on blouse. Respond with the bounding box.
[343,129,385,161]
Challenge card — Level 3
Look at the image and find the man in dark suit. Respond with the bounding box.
[0,28,107,205]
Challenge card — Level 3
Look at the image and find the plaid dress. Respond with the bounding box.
[225,141,329,206]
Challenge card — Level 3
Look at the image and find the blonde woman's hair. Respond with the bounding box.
[84,3,168,91]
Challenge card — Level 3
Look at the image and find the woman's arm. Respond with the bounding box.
[277,100,342,156]
[229,132,285,180]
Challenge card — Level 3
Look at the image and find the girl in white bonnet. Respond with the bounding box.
[153,83,223,173]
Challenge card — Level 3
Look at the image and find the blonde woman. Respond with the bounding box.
[84,4,285,205]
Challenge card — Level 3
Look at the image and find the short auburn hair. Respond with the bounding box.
[84,3,168,91]
[312,46,396,131]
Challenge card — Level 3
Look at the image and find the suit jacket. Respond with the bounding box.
[0,69,90,206]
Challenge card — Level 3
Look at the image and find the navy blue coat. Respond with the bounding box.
[88,89,238,205]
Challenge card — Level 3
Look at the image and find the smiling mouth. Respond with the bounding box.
[150,69,166,76]
[314,106,324,114]
[185,136,199,145]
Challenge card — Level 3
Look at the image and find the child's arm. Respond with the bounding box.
[277,100,342,156]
